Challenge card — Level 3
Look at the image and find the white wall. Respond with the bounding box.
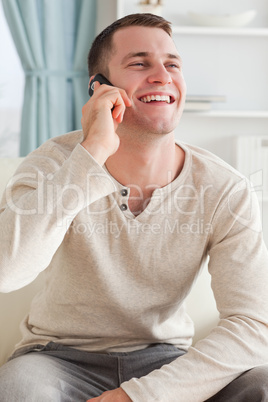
[0,0,24,157]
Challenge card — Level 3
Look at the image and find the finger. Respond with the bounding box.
[95,85,132,109]
[112,102,125,123]
[112,108,125,124]
[111,90,131,120]
[118,88,132,108]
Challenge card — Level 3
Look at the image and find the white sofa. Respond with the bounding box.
[0,157,219,367]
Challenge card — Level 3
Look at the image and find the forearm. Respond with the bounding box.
[121,315,268,402]
[0,144,115,292]
[122,183,268,401]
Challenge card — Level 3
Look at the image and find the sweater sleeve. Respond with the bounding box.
[121,178,268,401]
[0,143,116,293]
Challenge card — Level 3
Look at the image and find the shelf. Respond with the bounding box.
[172,26,268,37]
[183,110,268,118]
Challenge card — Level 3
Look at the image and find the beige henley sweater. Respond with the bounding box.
[1,130,268,401]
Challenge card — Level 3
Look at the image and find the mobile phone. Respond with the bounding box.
[88,73,113,97]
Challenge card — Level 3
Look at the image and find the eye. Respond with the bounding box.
[167,63,180,69]
[129,62,145,67]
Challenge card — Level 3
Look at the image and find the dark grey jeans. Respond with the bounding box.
[0,342,267,401]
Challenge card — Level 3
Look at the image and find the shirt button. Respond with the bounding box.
[121,189,128,197]
[120,204,128,211]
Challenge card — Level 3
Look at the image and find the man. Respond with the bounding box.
[0,13,268,402]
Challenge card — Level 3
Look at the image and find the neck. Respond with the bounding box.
[105,132,185,216]
[105,132,184,191]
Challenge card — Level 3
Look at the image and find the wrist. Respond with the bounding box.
[80,140,110,166]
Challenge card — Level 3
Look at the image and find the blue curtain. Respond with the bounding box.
[2,0,96,156]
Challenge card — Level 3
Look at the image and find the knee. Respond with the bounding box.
[0,357,29,399]
[0,354,60,400]
[207,365,268,402]
[246,365,268,396]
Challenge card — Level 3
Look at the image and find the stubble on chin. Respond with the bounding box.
[117,108,182,140]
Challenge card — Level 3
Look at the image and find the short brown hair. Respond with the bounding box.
[87,13,172,77]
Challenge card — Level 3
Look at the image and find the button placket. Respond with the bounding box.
[120,188,128,212]
[120,189,128,197]
[120,203,128,211]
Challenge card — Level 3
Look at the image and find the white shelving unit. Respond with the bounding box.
[184,110,268,118]
[96,0,268,242]
[172,26,268,36]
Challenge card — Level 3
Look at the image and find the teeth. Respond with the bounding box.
[140,95,171,104]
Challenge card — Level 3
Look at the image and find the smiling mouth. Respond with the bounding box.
[139,95,175,104]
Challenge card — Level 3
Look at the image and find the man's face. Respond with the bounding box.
[108,26,186,137]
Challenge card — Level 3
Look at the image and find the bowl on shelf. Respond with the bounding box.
[187,9,257,28]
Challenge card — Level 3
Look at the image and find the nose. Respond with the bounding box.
[147,64,172,85]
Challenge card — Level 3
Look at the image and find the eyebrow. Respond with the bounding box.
[121,51,182,65]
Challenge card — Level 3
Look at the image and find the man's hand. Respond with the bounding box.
[87,387,132,402]
[81,80,131,166]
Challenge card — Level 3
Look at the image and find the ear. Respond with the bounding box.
[88,75,95,89]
